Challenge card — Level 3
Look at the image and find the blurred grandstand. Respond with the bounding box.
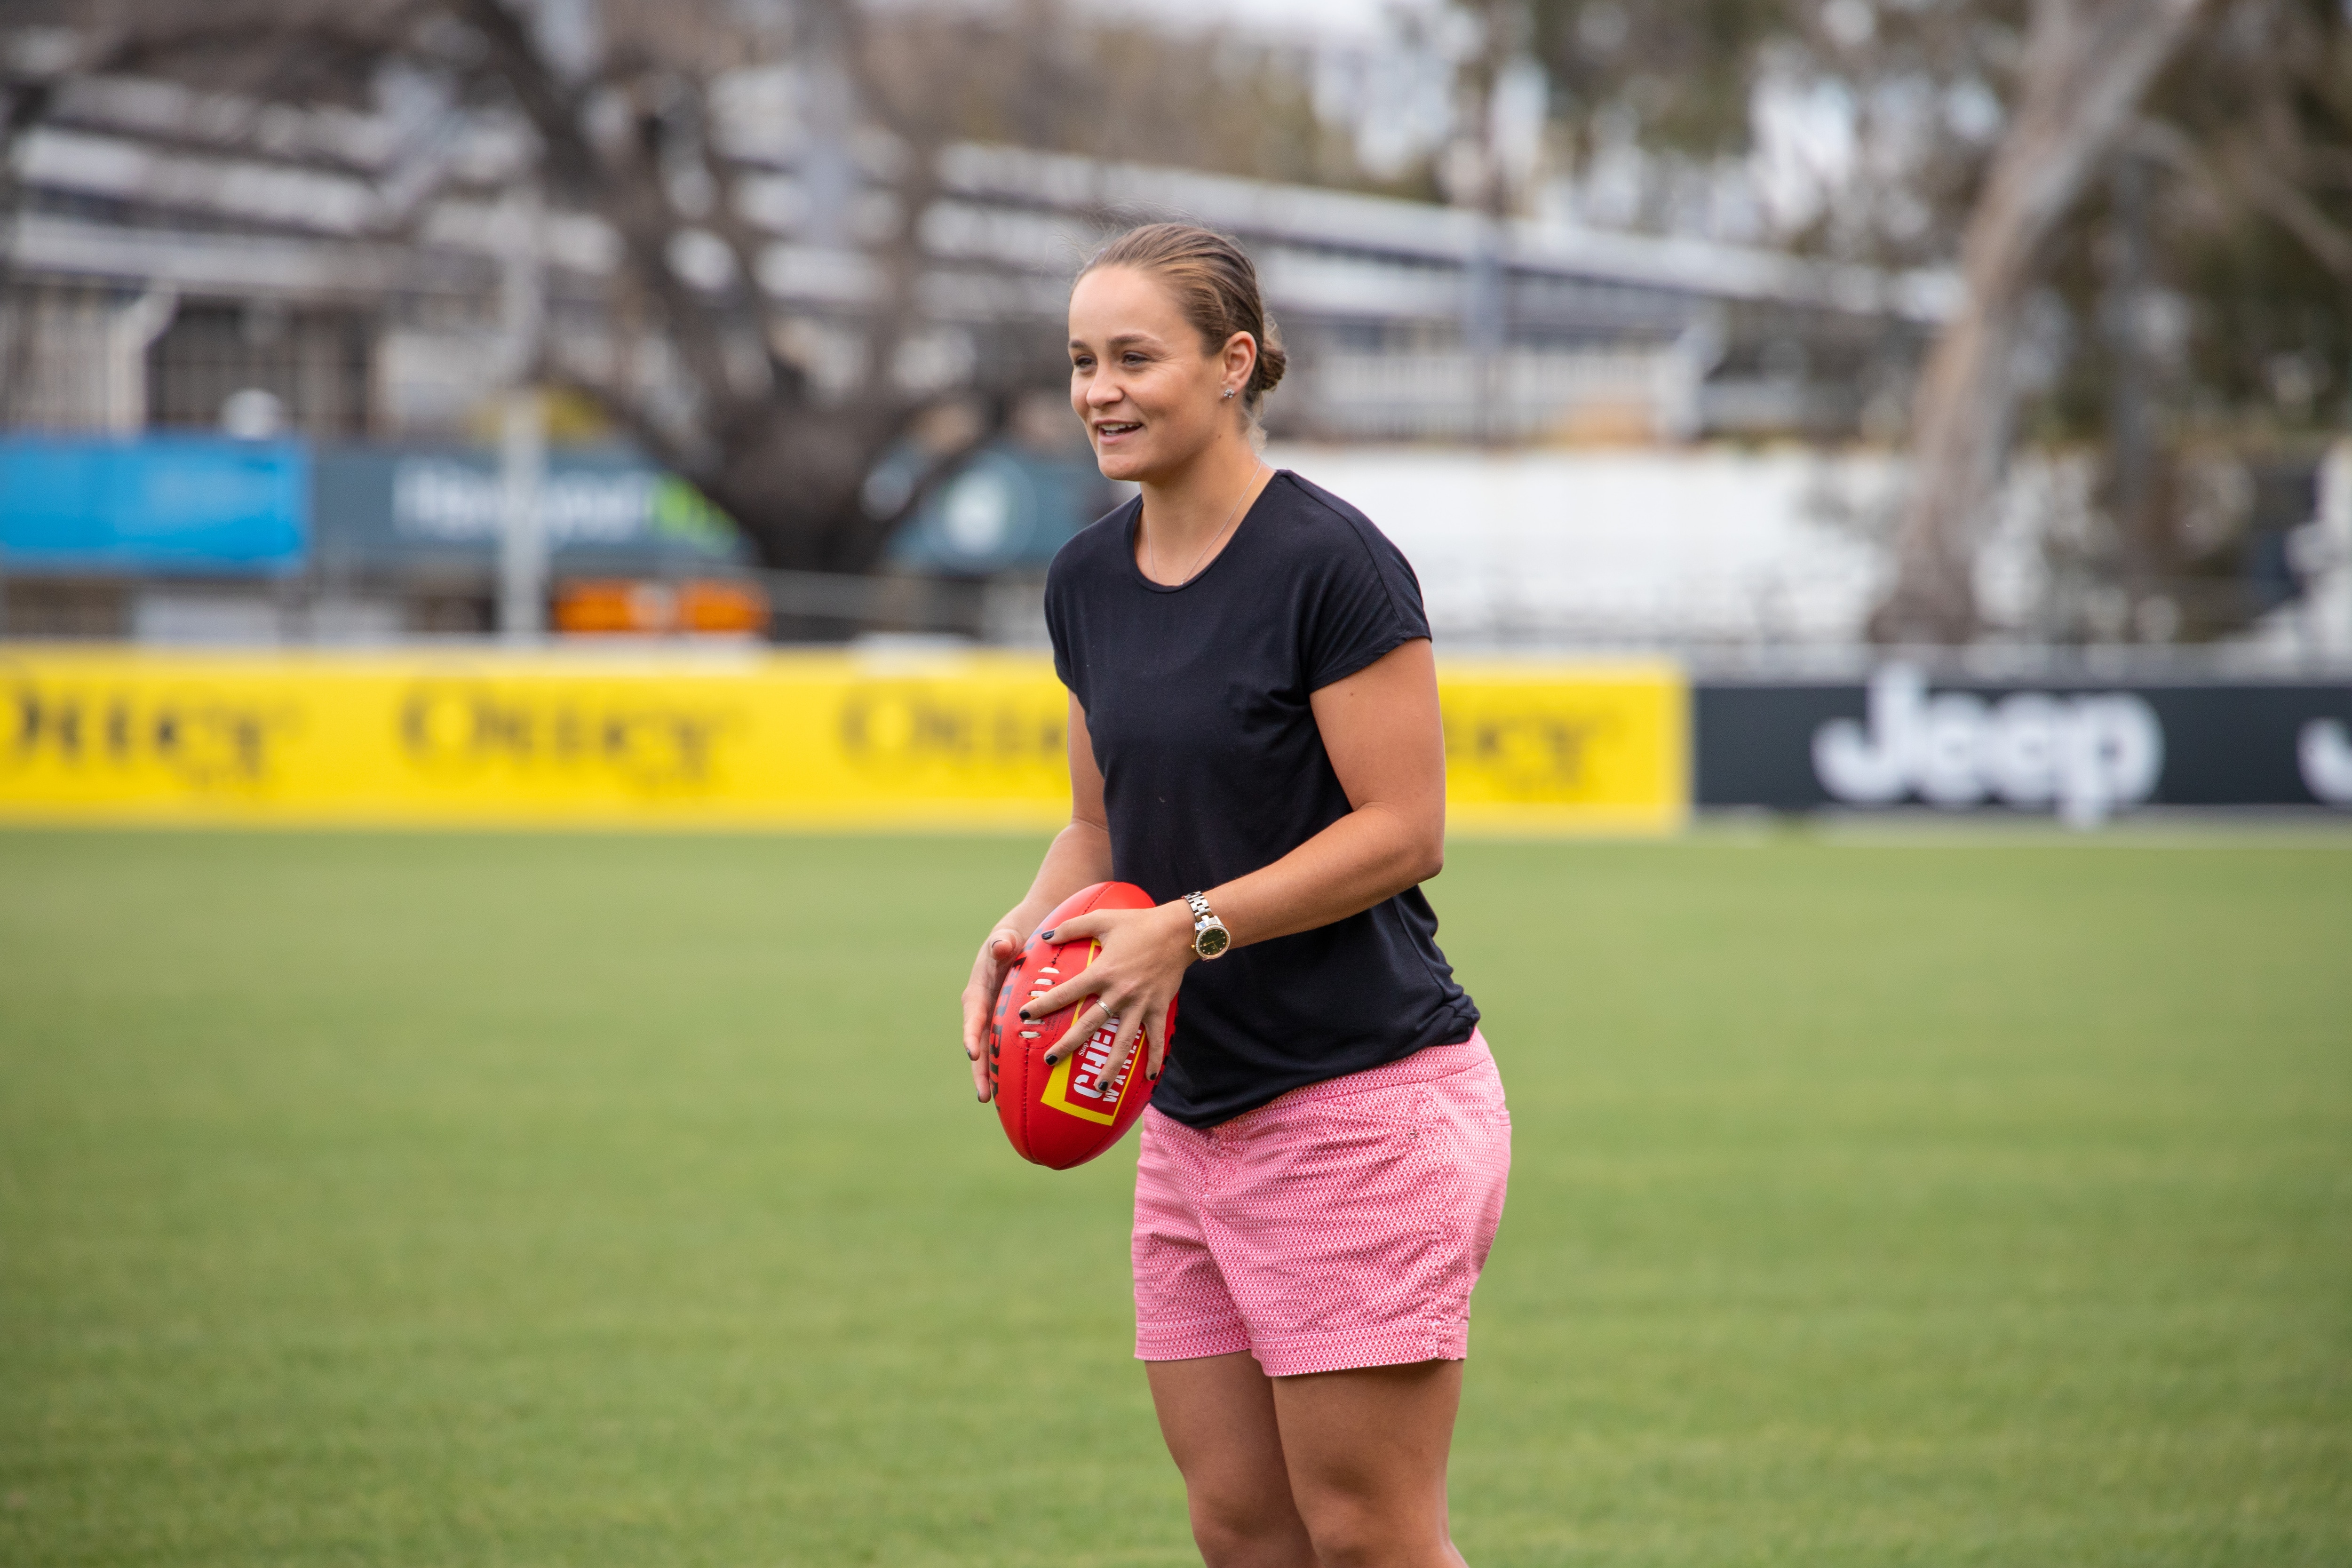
[0,2,2345,660]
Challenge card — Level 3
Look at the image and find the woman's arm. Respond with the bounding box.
[1205,635,1448,940]
[1022,637,1446,1088]
[960,691,1114,1101]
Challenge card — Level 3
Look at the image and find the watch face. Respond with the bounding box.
[1196,925,1230,959]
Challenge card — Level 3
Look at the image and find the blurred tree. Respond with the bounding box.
[0,0,1378,580]
[1496,0,2352,643]
[1523,0,1791,173]
[1875,0,2213,644]
[2016,0,2352,641]
[868,0,1414,198]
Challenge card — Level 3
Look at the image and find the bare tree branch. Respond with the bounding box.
[2135,115,2352,283]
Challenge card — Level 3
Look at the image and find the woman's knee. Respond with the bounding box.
[1293,1488,1450,1568]
[1186,1488,1315,1568]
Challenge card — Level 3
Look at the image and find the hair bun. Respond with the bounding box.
[1250,339,1287,396]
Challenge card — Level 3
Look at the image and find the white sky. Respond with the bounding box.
[1082,0,1439,45]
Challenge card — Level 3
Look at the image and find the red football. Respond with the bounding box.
[988,881,1176,1170]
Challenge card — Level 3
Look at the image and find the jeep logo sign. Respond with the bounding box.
[2300,720,2352,805]
[1813,666,2164,825]
[1695,673,2352,815]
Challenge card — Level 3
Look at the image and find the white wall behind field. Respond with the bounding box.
[1266,444,1915,648]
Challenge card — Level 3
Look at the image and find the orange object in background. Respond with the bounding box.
[555,578,769,636]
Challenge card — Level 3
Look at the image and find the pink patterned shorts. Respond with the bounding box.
[1132,1030,1511,1378]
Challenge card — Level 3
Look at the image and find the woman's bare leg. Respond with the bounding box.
[1270,1360,1468,1568]
[1147,1353,1319,1568]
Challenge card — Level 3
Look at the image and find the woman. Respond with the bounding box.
[958,223,1509,1568]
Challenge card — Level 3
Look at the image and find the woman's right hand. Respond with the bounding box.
[961,921,1026,1102]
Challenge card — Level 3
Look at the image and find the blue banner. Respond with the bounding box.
[0,437,309,574]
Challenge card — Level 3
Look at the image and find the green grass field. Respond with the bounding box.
[1,829,2346,1567]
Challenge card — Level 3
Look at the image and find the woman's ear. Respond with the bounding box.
[1224,331,1258,392]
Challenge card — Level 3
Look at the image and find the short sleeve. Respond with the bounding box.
[1045,498,1140,708]
[1042,547,1084,704]
[1301,514,1432,692]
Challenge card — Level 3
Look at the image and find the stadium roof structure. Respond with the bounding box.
[9,72,1954,317]
[4,66,1948,441]
[930,143,1959,329]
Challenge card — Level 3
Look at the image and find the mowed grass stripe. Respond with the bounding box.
[0,831,2344,1567]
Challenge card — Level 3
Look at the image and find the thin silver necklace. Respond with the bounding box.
[1146,462,1266,587]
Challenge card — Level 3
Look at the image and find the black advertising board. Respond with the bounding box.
[1697,666,2352,819]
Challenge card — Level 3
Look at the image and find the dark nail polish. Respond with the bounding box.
[1039,929,1056,940]
[1017,1008,1031,1020]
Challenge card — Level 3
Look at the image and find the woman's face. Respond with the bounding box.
[1067,265,1251,483]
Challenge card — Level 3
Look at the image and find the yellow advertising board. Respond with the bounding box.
[0,646,1685,834]
[1438,660,1687,835]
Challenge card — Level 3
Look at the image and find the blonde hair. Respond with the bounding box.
[1079,223,1288,417]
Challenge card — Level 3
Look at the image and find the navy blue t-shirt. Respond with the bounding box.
[1043,470,1480,1127]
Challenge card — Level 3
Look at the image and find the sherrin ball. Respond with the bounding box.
[988,881,1176,1170]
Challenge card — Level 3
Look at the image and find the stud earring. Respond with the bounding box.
[1221,388,1236,400]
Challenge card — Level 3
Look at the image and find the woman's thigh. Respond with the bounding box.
[1270,1360,1465,1568]
[1146,1353,1317,1567]
[1150,1353,1466,1568]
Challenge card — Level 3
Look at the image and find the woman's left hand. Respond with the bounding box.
[1019,901,1197,1093]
